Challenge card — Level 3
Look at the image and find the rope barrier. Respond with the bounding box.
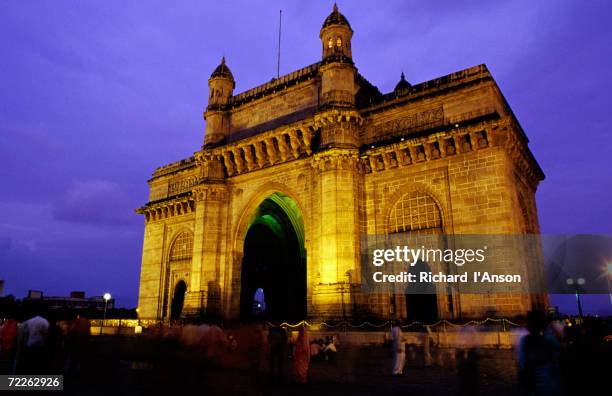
[93,317,524,331]
[263,317,523,331]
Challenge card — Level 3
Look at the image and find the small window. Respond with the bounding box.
[328,38,333,49]
[336,37,342,47]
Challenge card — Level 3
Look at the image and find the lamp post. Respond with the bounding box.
[101,292,111,335]
[566,278,585,318]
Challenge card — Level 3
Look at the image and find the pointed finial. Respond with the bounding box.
[400,72,405,80]
[333,3,338,12]
[221,56,226,65]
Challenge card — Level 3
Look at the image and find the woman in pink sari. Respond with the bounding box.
[293,326,310,384]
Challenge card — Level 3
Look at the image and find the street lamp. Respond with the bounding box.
[566,278,585,318]
[101,292,111,335]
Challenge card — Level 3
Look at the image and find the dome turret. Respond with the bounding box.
[210,56,235,85]
[320,4,353,61]
[394,72,412,92]
[322,3,352,31]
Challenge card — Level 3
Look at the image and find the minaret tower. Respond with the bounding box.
[312,4,363,319]
[318,3,356,111]
[203,57,235,146]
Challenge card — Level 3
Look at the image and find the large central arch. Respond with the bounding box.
[238,192,306,320]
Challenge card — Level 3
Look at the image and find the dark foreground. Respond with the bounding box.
[57,336,519,396]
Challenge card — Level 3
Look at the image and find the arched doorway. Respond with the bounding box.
[405,260,438,322]
[162,231,193,320]
[170,280,186,320]
[240,193,306,321]
[388,190,442,322]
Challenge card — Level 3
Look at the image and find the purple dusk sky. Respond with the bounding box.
[1,1,611,315]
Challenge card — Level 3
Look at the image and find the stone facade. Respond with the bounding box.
[136,5,546,321]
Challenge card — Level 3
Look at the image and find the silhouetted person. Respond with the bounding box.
[0,316,18,373]
[561,316,609,395]
[45,313,64,374]
[247,323,266,382]
[64,313,91,374]
[310,339,323,361]
[323,335,338,361]
[518,310,560,396]
[391,320,405,375]
[292,326,310,384]
[17,314,49,374]
[268,323,287,382]
[456,325,479,396]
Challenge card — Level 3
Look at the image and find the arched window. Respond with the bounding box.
[162,231,193,319]
[336,37,342,48]
[169,231,193,261]
[389,191,442,233]
[328,38,333,49]
[389,191,443,321]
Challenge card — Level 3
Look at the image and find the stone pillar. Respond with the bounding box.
[186,153,229,318]
[187,183,229,318]
[311,147,361,319]
[137,221,166,319]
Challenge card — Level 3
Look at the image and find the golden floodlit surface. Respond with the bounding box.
[136,6,546,322]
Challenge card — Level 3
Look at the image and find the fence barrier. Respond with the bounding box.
[267,317,522,331]
[90,317,523,332]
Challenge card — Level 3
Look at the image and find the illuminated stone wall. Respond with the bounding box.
[136,5,545,321]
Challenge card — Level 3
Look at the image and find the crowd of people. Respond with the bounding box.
[0,312,91,375]
[0,313,332,386]
[147,320,336,386]
[309,335,339,362]
[516,311,609,395]
[1,310,609,394]
[389,312,610,395]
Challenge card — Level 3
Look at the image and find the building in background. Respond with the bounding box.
[25,290,115,312]
[136,5,545,321]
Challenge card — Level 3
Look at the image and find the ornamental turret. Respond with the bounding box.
[204,57,234,146]
[318,4,357,109]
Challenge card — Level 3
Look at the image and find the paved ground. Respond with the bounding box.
[61,338,521,396]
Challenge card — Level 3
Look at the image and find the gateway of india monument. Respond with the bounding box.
[136,5,546,322]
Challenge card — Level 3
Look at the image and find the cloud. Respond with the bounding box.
[52,180,134,226]
[0,236,11,258]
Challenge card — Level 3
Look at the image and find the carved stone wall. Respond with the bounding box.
[137,51,544,321]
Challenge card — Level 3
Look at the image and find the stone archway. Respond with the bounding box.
[170,280,187,320]
[405,260,438,322]
[387,189,445,321]
[238,193,306,321]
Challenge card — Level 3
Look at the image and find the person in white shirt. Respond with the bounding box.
[17,315,49,373]
[391,320,405,375]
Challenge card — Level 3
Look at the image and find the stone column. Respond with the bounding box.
[311,147,362,319]
[188,182,229,318]
[137,220,166,319]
